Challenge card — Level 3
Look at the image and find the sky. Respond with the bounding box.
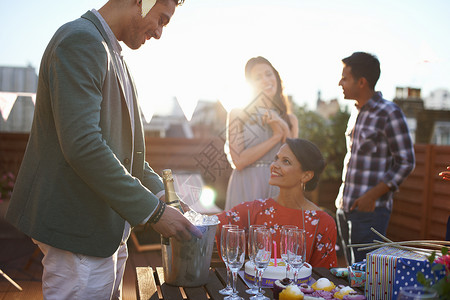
[1,0,450,121]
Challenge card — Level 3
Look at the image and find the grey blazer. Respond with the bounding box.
[6,11,163,257]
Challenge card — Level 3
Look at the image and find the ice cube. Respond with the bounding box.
[183,210,219,226]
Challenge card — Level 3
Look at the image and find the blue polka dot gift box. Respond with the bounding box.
[365,246,445,300]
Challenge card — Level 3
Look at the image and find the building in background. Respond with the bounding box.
[142,97,193,138]
[424,88,450,110]
[189,100,227,138]
[3,65,450,145]
[0,65,194,138]
[394,87,450,145]
[0,66,37,132]
[316,90,340,119]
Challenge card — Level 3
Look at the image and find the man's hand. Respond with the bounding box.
[151,205,202,241]
[350,182,390,212]
[350,194,376,212]
[159,193,192,213]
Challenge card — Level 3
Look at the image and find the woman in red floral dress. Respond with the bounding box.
[217,138,337,269]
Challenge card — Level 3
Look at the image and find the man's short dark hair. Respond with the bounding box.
[342,52,380,90]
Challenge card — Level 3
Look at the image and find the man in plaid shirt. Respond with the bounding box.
[335,52,415,264]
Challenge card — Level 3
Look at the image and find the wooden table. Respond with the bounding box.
[136,266,364,300]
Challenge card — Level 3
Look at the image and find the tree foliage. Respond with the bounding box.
[293,104,350,181]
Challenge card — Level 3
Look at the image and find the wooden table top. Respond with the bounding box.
[136,266,364,300]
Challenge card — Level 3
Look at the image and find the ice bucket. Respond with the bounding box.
[161,223,218,287]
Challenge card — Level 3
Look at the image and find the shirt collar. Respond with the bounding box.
[356,91,383,111]
[90,9,122,56]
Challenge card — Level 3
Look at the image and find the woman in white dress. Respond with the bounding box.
[224,56,298,210]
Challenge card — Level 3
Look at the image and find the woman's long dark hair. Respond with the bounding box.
[244,56,293,130]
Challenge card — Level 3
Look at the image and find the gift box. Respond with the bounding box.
[365,246,445,300]
[352,261,366,271]
[348,266,366,288]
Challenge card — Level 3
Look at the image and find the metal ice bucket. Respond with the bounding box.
[161,223,218,287]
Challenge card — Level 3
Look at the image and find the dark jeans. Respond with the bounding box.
[336,207,391,265]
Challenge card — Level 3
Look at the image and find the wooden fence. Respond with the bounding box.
[1,133,449,241]
[387,144,450,241]
[0,133,28,175]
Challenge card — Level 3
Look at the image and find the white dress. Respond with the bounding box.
[224,116,281,210]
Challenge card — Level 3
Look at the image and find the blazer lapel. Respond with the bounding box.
[81,11,127,108]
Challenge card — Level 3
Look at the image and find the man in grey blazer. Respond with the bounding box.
[5,0,201,298]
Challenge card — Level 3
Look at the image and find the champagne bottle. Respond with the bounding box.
[161,169,184,246]
[162,169,184,214]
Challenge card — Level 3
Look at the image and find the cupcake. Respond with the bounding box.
[273,278,292,300]
[333,286,355,299]
[279,284,304,300]
[311,278,336,292]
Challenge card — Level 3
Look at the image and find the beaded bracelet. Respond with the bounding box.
[148,200,166,224]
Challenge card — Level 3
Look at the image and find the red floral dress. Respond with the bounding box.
[216,198,337,269]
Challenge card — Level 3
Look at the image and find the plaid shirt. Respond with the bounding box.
[336,92,415,212]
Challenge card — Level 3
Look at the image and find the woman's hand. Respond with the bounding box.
[225,108,290,170]
[439,166,450,181]
[263,110,289,142]
[268,120,285,141]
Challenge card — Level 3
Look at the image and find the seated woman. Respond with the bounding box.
[216,138,337,269]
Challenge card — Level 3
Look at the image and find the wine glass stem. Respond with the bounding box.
[226,264,232,288]
[257,268,263,296]
[253,265,257,289]
[285,263,290,278]
[293,269,298,286]
[232,270,238,297]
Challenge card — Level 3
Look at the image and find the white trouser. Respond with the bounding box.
[33,239,128,300]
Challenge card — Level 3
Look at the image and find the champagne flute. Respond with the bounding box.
[250,228,272,300]
[226,228,246,300]
[246,225,266,295]
[219,224,238,295]
[280,225,298,280]
[287,228,306,286]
